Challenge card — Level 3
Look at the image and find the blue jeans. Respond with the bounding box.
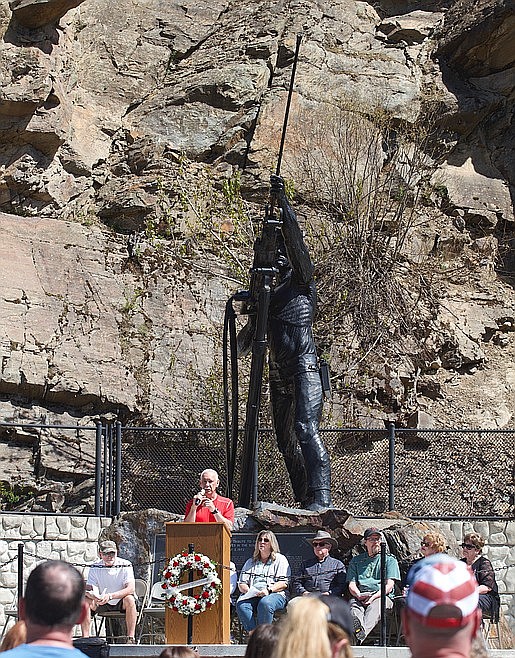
[236,593,286,631]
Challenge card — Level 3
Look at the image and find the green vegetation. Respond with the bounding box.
[0,482,35,510]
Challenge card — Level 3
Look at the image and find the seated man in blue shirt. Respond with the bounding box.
[346,527,400,644]
[290,530,346,604]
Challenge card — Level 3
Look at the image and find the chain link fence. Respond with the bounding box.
[120,426,515,518]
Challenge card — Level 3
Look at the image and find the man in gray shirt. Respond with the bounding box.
[291,531,346,602]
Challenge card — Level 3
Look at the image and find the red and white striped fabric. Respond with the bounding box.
[406,555,479,628]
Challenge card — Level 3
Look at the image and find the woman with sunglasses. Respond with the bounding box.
[401,531,446,596]
[460,532,500,618]
[236,530,291,631]
[420,531,446,557]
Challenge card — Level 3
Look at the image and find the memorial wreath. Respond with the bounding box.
[161,551,222,615]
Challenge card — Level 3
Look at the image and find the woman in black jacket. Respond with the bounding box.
[461,532,500,620]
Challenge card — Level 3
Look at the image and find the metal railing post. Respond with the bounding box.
[380,540,387,646]
[102,424,109,516]
[388,422,395,512]
[107,424,113,516]
[252,436,259,504]
[17,543,24,620]
[94,421,102,516]
[114,421,122,517]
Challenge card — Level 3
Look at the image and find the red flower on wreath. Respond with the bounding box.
[202,591,210,599]
[164,571,172,579]
[194,555,201,561]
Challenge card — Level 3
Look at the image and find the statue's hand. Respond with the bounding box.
[270,174,285,198]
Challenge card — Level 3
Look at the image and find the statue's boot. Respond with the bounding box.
[305,488,332,511]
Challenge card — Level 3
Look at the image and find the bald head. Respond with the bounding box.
[24,560,85,628]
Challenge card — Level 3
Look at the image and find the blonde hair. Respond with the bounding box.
[463,532,485,552]
[423,532,447,553]
[252,530,281,562]
[0,621,26,652]
[273,597,353,658]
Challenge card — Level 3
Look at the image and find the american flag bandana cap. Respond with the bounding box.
[406,554,479,628]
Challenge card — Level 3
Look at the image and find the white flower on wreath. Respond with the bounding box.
[160,551,222,616]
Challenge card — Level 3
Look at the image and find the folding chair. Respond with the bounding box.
[138,582,166,644]
[481,609,501,649]
[95,578,148,643]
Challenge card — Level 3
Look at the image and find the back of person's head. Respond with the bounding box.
[273,596,353,658]
[0,621,26,652]
[24,560,85,628]
[244,623,281,658]
[403,555,480,655]
[159,648,199,658]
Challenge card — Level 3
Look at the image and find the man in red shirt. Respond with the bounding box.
[184,469,234,532]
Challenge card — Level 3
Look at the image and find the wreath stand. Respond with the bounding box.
[164,521,231,644]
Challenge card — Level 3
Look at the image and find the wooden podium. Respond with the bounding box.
[164,522,231,644]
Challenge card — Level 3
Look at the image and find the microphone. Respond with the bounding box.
[194,489,205,506]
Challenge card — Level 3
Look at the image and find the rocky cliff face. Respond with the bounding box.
[0,0,513,509]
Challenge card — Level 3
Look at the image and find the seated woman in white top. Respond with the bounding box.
[236,530,291,631]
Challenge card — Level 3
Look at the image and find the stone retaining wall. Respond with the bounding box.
[434,519,515,632]
[0,513,111,627]
[0,514,513,634]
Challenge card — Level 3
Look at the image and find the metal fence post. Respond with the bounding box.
[252,437,259,504]
[17,543,24,620]
[380,540,387,646]
[94,421,103,516]
[114,421,122,517]
[388,422,395,512]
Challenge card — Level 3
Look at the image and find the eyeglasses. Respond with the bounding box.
[312,542,330,547]
[421,541,431,548]
[258,538,270,543]
[461,543,476,550]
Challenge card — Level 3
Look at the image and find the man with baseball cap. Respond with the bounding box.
[290,530,346,604]
[402,555,481,658]
[346,527,400,643]
[81,539,137,643]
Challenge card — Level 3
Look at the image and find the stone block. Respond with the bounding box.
[2,515,23,530]
[45,518,60,540]
[0,588,14,605]
[85,517,103,540]
[505,522,515,545]
[489,520,507,535]
[505,566,515,592]
[56,517,71,535]
[20,517,35,538]
[70,527,88,541]
[34,517,45,536]
[35,542,53,559]
[450,522,463,539]
[473,520,489,538]
[486,546,509,562]
[2,573,17,588]
[71,517,87,528]
[489,532,506,545]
